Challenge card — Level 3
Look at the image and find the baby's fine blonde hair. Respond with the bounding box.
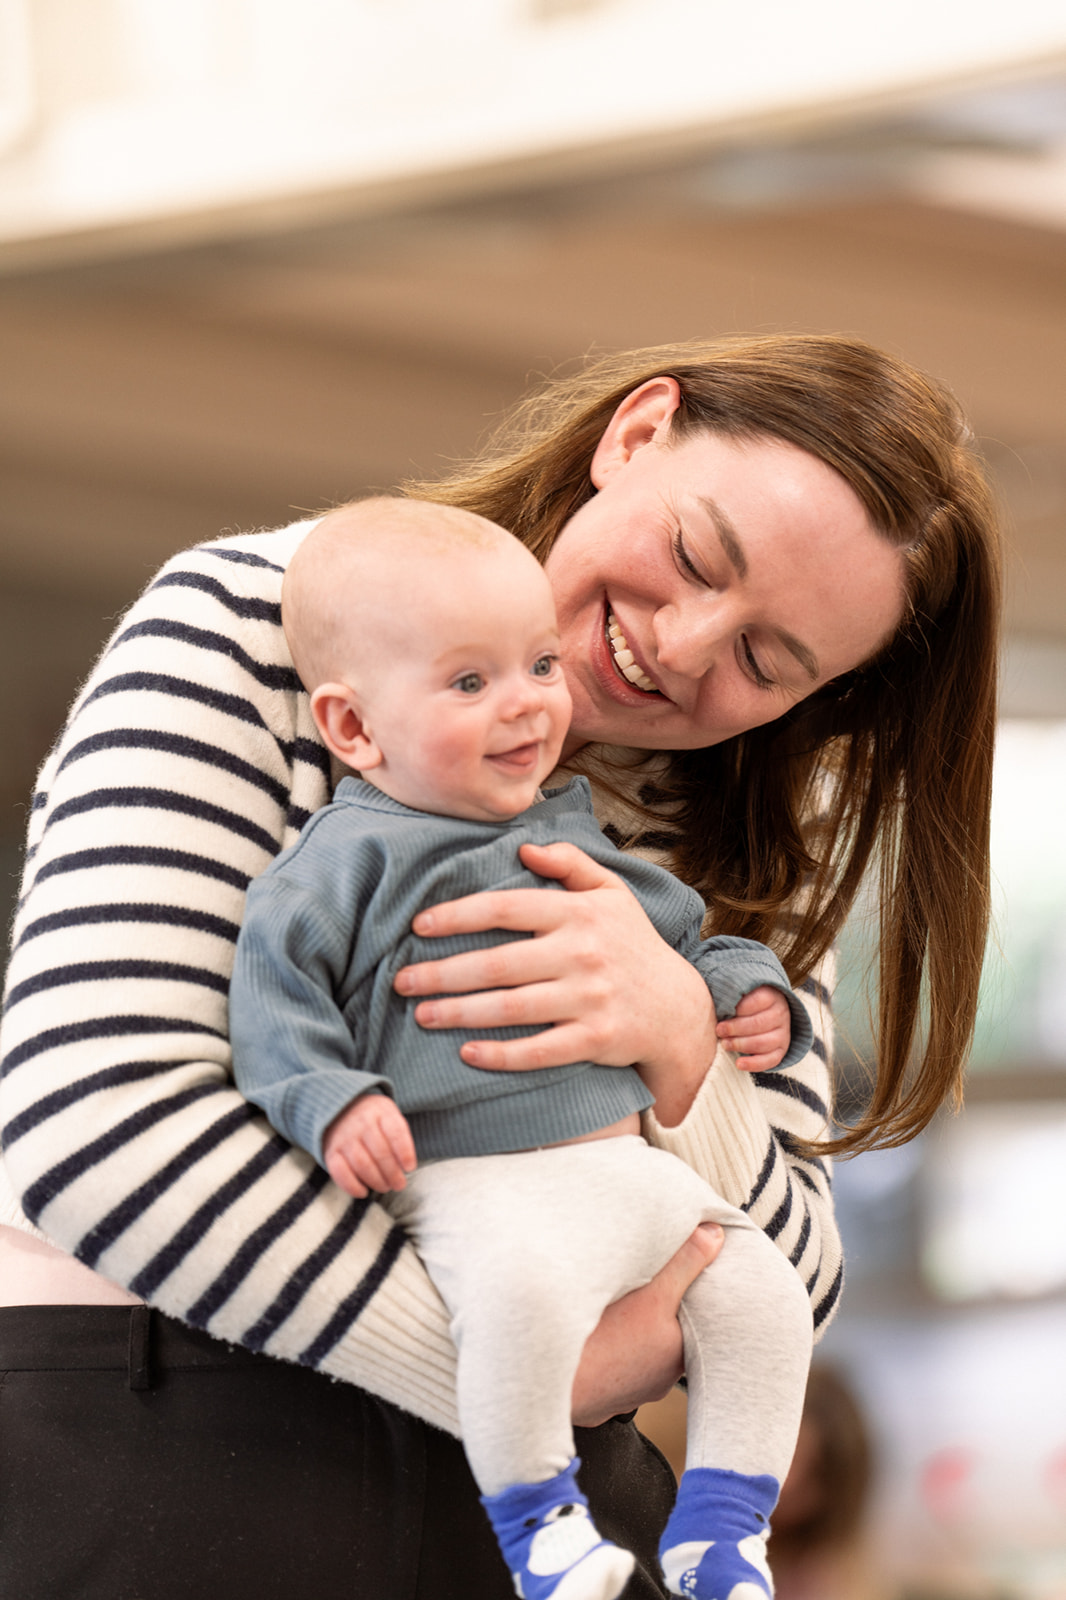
[283,496,513,693]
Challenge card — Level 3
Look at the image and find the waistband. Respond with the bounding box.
[0,1304,263,1389]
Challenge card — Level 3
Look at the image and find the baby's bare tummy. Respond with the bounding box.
[543,1111,642,1150]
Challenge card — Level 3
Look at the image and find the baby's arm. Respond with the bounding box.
[689,933,814,1075]
[323,1093,417,1198]
[716,985,793,1073]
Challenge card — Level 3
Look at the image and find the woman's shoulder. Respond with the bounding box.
[153,519,321,597]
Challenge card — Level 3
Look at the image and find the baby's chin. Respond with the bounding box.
[447,780,545,825]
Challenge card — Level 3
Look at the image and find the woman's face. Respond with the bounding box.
[545,400,906,759]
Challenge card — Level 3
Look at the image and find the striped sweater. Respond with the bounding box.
[0,523,843,1434]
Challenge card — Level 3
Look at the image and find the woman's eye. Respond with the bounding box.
[672,532,703,582]
[530,655,557,678]
[741,636,774,691]
[455,672,484,694]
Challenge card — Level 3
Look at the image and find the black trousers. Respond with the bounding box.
[0,1305,675,1599]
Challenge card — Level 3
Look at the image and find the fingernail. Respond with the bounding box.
[413,910,433,933]
[394,969,413,994]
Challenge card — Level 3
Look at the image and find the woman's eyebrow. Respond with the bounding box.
[698,495,748,579]
[698,494,820,681]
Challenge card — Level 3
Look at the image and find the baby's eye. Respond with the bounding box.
[454,672,484,694]
[530,654,557,678]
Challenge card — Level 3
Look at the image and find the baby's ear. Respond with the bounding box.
[310,683,383,771]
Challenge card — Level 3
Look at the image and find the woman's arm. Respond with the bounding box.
[0,528,460,1430]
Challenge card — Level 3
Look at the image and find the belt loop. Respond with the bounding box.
[127,1304,152,1391]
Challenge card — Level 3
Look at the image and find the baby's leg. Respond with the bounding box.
[660,1213,813,1599]
[386,1139,709,1600]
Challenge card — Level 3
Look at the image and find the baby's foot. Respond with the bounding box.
[481,1458,635,1600]
[659,1532,771,1599]
[659,1467,778,1600]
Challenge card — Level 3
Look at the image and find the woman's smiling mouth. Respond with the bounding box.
[606,609,658,694]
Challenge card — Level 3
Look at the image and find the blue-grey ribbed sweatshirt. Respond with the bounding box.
[230,775,812,1164]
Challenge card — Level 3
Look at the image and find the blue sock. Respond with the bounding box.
[659,1468,779,1599]
[480,1457,635,1600]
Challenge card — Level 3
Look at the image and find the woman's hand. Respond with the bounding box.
[393,841,718,1124]
[571,1222,724,1426]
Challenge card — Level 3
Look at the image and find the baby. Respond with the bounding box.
[230,498,814,1600]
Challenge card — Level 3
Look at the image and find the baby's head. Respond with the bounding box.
[283,497,572,823]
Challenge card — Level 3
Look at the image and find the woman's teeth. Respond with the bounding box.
[607,613,657,694]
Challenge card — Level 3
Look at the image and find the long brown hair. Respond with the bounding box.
[406,336,1002,1155]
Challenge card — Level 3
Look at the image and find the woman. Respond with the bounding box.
[0,336,1000,1598]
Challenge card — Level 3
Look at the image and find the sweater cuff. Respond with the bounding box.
[322,1237,462,1436]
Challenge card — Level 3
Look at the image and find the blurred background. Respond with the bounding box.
[2,3,1065,1593]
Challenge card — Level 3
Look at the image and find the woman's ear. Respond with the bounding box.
[310,682,383,771]
[589,376,682,489]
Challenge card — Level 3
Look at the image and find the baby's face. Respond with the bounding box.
[359,553,573,823]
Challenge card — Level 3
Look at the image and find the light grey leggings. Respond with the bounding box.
[385,1135,813,1497]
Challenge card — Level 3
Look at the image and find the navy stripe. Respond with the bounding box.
[57,729,290,809]
[745,1142,777,1211]
[750,1071,828,1120]
[44,787,280,859]
[80,672,280,744]
[294,736,331,777]
[15,902,241,954]
[798,975,831,1008]
[148,569,282,625]
[200,546,286,574]
[793,1164,823,1194]
[187,1167,333,1325]
[633,830,679,853]
[812,1259,844,1330]
[78,1104,257,1269]
[31,791,48,812]
[299,1223,408,1368]
[4,959,229,1014]
[2,1014,225,1077]
[788,1200,812,1266]
[243,1200,369,1352]
[129,1136,291,1299]
[20,1082,219,1222]
[287,805,312,831]
[115,618,297,692]
[2,1060,184,1148]
[761,1183,793,1242]
[30,845,251,895]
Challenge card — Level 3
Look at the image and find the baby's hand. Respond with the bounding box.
[322,1093,416,1198]
[716,985,792,1073]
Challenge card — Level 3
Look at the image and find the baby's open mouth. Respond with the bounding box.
[607,610,657,694]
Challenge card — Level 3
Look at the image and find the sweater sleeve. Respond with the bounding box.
[641,955,844,1338]
[0,530,462,1434]
[230,870,394,1165]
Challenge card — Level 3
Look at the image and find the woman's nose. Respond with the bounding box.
[652,601,725,680]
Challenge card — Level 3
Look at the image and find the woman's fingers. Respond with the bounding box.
[570,1224,725,1426]
[655,1222,725,1305]
[516,840,620,892]
[460,1023,589,1072]
[410,885,576,942]
[395,937,561,1003]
